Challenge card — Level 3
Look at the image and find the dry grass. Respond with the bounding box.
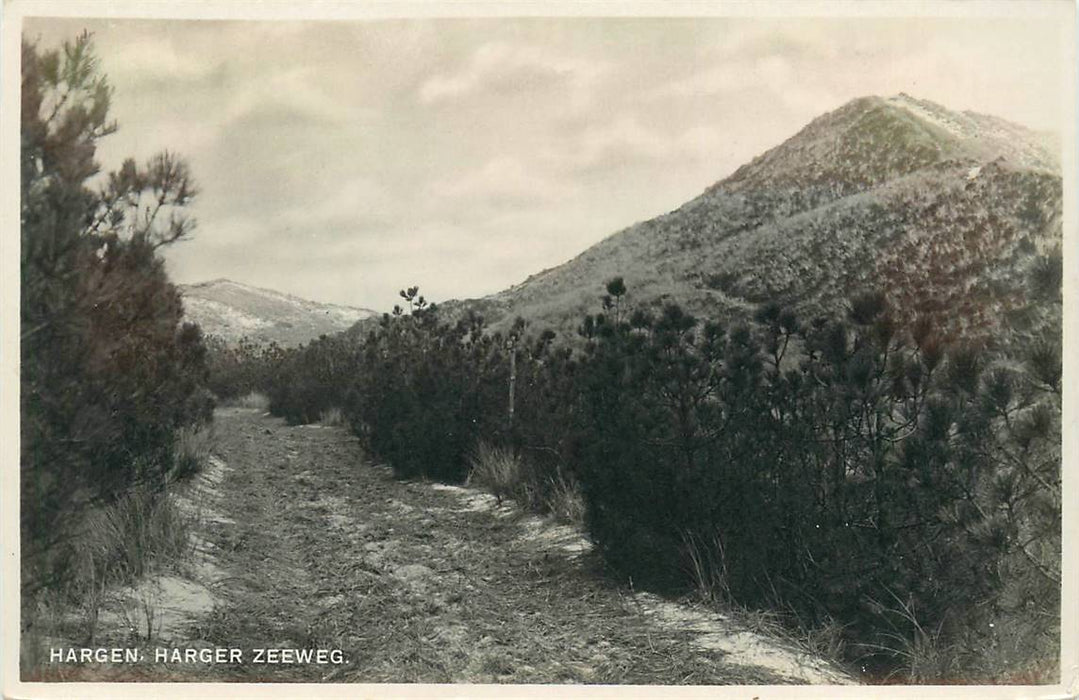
[546,473,586,528]
[855,589,1058,683]
[177,411,791,685]
[22,480,195,673]
[172,425,214,481]
[22,419,212,675]
[678,529,859,679]
[682,530,733,607]
[853,589,963,683]
[679,534,1058,684]
[466,442,522,505]
[802,614,851,663]
[24,408,845,684]
[320,406,347,428]
[76,484,193,593]
[467,442,587,529]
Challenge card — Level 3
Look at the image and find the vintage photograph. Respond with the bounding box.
[5,1,1075,694]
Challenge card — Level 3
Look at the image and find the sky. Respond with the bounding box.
[22,13,1070,311]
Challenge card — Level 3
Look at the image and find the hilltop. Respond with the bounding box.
[181,279,376,347]
[438,94,1061,349]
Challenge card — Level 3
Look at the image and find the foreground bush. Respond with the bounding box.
[21,33,209,597]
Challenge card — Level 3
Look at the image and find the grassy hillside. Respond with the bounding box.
[182,279,376,347]
[432,94,1060,350]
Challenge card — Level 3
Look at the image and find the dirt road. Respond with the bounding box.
[38,407,854,685]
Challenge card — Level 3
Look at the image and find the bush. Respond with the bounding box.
[570,287,1059,680]
[205,336,286,402]
[259,275,1059,681]
[341,300,510,482]
[21,33,209,597]
[267,333,362,426]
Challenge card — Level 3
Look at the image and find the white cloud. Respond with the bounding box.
[550,115,727,174]
[431,156,574,207]
[418,41,606,105]
[222,66,350,128]
[106,34,223,86]
[578,116,669,164]
[279,176,398,229]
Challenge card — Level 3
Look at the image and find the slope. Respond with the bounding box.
[444,94,1061,349]
[181,279,376,347]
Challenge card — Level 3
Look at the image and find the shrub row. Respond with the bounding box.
[255,274,1060,681]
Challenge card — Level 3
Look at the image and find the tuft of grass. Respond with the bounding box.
[466,442,521,505]
[467,442,588,527]
[21,481,194,660]
[677,531,858,680]
[802,614,850,663]
[171,425,214,482]
[77,484,193,589]
[857,589,960,683]
[545,473,586,528]
[320,407,347,428]
[681,530,733,607]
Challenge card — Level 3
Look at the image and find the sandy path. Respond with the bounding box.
[32,406,853,685]
[188,407,853,685]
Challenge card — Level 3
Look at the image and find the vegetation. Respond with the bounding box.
[21,32,210,627]
[249,266,1060,682]
[203,334,285,402]
[21,35,1059,685]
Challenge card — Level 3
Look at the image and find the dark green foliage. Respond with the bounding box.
[382,306,518,481]
[204,335,286,401]
[266,294,513,483]
[21,33,210,595]
[262,262,1060,681]
[269,333,363,426]
[261,282,1058,679]
[570,284,1059,678]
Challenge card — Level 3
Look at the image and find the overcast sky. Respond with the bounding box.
[24,14,1069,311]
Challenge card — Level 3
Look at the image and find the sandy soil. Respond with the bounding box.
[30,407,855,685]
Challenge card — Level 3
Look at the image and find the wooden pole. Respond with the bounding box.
[508,343,516,431]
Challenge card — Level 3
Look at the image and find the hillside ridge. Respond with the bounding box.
[181,278,376,347]
[425,93,1061,349]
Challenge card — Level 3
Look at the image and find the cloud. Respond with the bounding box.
[277,176,399,232]
[430,157,575,211]
[108,34,224,88]
[221,66,350,128]
[417,41,606,104]
[550,115,727,174]
[38,15,1062,312]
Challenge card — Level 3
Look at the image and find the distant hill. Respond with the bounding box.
[433,94,1061,350]
[181,279,377,347]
